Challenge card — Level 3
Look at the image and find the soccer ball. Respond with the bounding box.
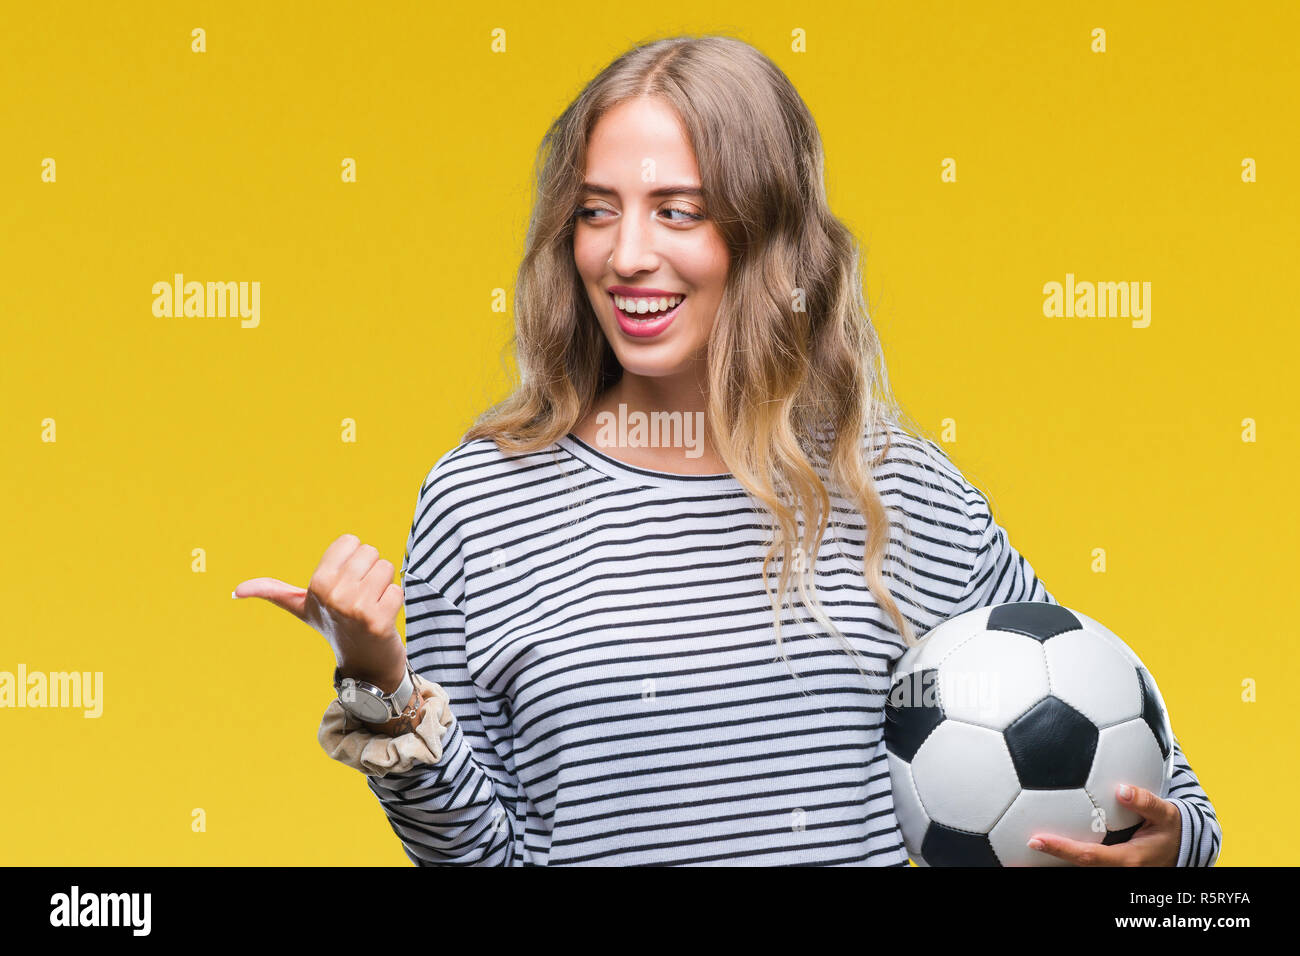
[885,601,1173,866]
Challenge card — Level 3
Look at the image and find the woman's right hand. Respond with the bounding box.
[233,533,409,694]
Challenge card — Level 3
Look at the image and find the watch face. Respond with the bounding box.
[339,680,388,723]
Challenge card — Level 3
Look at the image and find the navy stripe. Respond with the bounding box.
[352,420,1223,866]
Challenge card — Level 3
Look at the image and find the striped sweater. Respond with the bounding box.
[361,421,1221,866]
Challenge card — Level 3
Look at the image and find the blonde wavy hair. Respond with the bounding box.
[464,33,948,680]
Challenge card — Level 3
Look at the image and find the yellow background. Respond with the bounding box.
[1,1,1293,865]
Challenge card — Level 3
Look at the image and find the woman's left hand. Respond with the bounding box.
[1026,784,1181,866]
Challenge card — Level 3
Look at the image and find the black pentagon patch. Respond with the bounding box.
[987,602,1082,643]
[1136,666,1172,760]
[1102,821,1143,846]
[922,823,1001,866]
[1004,696,1099,788]
[884,668,944,761]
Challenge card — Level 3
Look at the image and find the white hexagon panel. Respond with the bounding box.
[1086,717,1170,832]
[1043,628,1144,729]
[911,721,1020,834]
[988,788,1104,867]
[940,630,1049,730]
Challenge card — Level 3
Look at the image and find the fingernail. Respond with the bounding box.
[1118,784,1133,800]
[231,590,238,599]
[1027,838,1044,850]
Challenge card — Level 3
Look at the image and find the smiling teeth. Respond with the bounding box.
[616,294,683,315]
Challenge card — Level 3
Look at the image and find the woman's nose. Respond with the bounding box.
[609,217,658,275]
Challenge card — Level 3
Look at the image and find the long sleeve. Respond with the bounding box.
[953,478,1222,867]
[360,573,522,865]
[1164,737,1222,866]
[321,457,528,866]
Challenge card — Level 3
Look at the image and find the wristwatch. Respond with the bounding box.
[333,661,418,725]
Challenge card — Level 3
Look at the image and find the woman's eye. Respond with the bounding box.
[662,206,705,222]
[574,205,704,223]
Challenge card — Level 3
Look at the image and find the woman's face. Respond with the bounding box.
[573,95,730,384]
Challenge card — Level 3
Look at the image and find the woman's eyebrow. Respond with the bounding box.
[581,181,704,197]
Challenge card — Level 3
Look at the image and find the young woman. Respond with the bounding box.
[236,35,1221,866]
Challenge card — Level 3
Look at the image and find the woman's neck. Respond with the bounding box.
[572,371,727,474]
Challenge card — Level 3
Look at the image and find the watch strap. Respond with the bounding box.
[387,664,417,718]
[334,662,417,719]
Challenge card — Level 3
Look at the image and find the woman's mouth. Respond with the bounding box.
[610,292,686,338]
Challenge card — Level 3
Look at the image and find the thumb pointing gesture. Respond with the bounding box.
[232,577,309,621]
[234,533,409,693]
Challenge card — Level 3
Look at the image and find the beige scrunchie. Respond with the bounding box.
[318,672,455,777]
